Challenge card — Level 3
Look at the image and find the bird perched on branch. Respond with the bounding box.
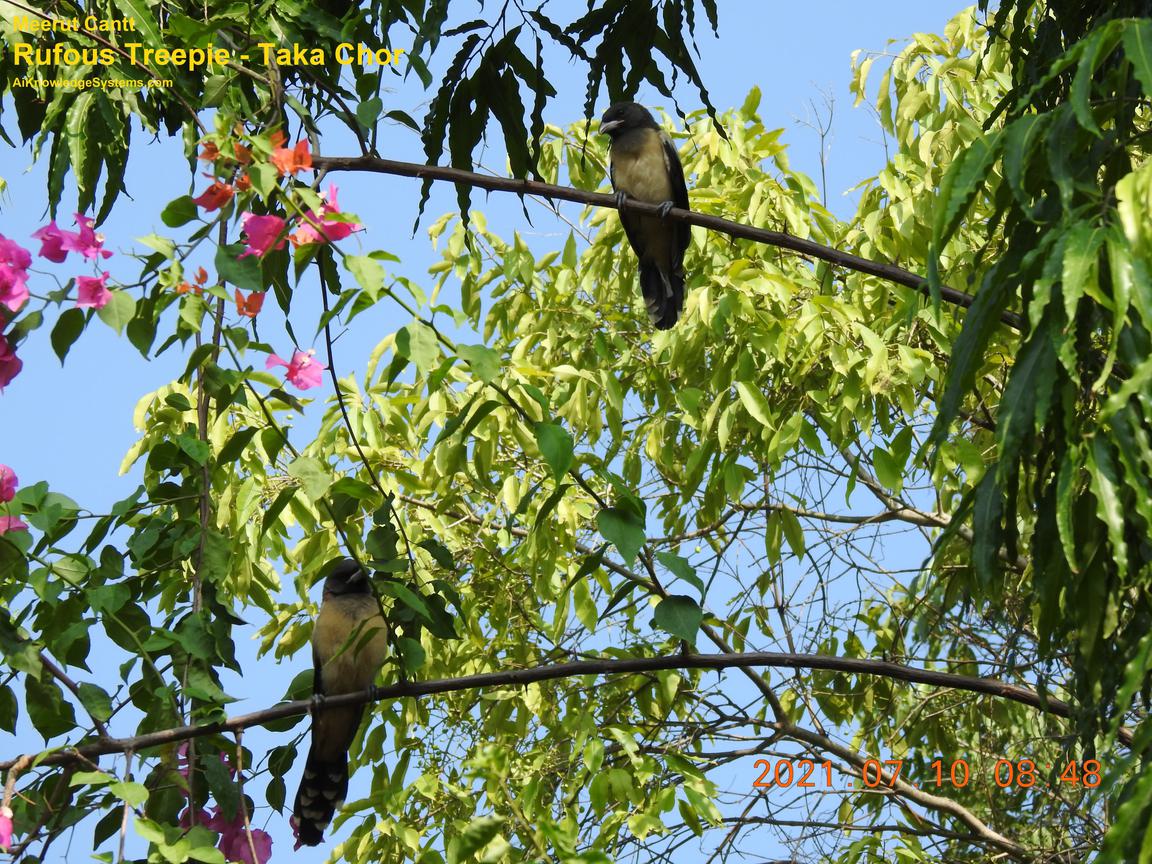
[600,102,691,330]
[292,558,388,847]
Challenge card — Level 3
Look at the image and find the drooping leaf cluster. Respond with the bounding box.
[929,0,1152,743]
[0,0,721,224]
[850,2,1152,855]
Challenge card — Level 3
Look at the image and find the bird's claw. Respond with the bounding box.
[657,200,674,219]
[614,190,628,212]
[309,693,327,714]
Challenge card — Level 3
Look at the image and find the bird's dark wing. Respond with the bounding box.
[660,131,691,259]
[311,641,324,696]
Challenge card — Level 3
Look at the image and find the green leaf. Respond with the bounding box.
[1088,437,1128,578]
[357,97,383,127]
[534,421,573,479]
[735,382,773,427]
[397,636,426,675]
[136,233,176,258]
[110,0,163,47]
[0,684,17,733]
[215,243,263,291]
[218,427,259,464]
[66,92,96,209]
[418,538,454,570]
[248,163,277,199]
[931,130,1002,254]
[25,677,76,739]
[653,595,703,643]
[379,581,430,619]
[597,507,645,566]
[348,254,385,300]
[51,307,85,362]
[656,552,704,595]
[1071,23,1123,135]
[108,781,149,807]
[184,667,236,704]
[1124,20,1152,99]
[458,343,501,382]
[176,434,211,466]
[96,290,136,335]
[779,508,806,559]
[396,322,440,373]
[77,682,113,722]
[453,815,504,863]
[287,456,332,501]
[161,196,199,228]
[872,447,902,491]
[71,770,114,786]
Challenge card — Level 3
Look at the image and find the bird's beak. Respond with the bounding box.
[600,119,624,135]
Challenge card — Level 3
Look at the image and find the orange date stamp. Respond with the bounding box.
[752,758,1103,790]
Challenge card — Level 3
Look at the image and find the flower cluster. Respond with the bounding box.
[0,233,32,392]
[0,234,32,314]
[176,266,211,295]
[0,463,26,534]
[193,133,359,257]
[175,745,272,864]
[0,804,12,852]
[236,182,361,258]
[266,348,325,390]
[31,214,113,263]
[0,214,120,393]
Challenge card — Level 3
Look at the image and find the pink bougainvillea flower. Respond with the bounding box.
[270,138,313,176]
[204,805,272,864]
[69,213,113,260]
[30,220,75,263]
[178,806,212,829]
[0,465,16,503]
[0,234,31,271]
[238,212,288,258]
[0,516,27,535]
[266,348,325,390]
[76,272,112,310]
[0,265,29,314]
[0,804,13,850]
[192,179,235,211]
[0,334,22,392]
[234,289,265,318]
[290,185,361,246]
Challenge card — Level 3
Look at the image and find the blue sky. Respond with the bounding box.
[1,1,968,861]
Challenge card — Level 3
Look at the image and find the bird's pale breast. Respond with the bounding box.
[611,129,674,203]
[314,595,388,693]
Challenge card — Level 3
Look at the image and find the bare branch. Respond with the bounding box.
[0,650,1129,774]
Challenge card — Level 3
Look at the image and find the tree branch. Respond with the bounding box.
[311,154,1026,331]
[1,650,1128,772]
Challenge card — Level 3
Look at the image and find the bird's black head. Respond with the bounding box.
[599,102,659,138]
[322,558,370,597]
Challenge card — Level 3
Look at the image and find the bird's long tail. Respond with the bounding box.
[639,260,684,330]
[292,744,349,846]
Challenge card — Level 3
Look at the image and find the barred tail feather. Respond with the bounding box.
[639,261,684,330]
[292,747,349,847]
